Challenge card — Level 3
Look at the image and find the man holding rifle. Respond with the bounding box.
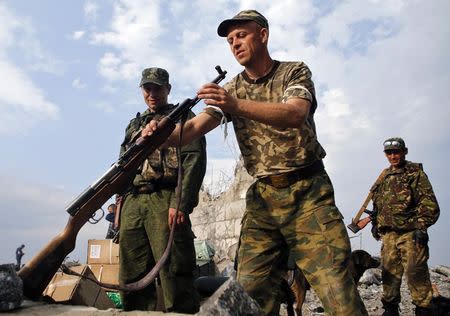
[368,138,439,316]
[118,67,206,313]
[144,10,366,316]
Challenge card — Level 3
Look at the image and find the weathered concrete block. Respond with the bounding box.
[198,279,263,316]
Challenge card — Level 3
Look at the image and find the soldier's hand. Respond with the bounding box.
[371,225,381,241]
[168,208,185,229]
[412,229,428,246]
[141,120,159,137]
[197,83,238,114]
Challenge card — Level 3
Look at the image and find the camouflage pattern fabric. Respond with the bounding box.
[118,105,206,312]
[237,171,368,316]
[381,231,433,307]
[119,191,199,312]
[120,106,207,212]
[372,161,440,231]
[372,161,439,309]
[221,61,326,178]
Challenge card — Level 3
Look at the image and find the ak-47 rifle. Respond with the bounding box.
[18,66,227,300]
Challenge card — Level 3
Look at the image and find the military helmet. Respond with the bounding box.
[383,137,406,151]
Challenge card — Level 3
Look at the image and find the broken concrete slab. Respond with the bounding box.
[198,279,263,316]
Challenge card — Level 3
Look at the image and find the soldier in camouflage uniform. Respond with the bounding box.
[371,137,440,316]
[118,68,206,313]
[143,10,367,316]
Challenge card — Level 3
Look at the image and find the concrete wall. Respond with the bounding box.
[191,161,253,262]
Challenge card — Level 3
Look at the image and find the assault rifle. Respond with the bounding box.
[18,66,227,300]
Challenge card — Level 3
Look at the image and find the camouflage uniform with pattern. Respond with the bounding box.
[372,161,440,309]
[118,106,206,313]
[206,61,367,315]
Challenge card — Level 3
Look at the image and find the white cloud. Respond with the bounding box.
[0,3,61,135]
[72,77,87,89]
[91,0,170,82]
[72,30,85,40]
[321,89,351,118]
[84,0,99,22]
[0,60,59,135]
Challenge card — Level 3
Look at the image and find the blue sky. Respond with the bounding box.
[1,0,449,267]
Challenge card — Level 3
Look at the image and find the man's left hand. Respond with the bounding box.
[412,229,429,246]
[168,208,186,229]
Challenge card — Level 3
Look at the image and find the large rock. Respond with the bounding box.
[198,279,263,316]
[359,268,382,285]
[0,263,23,311]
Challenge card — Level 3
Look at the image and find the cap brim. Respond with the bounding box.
[139,79,165,87]
[384,146,403,151]
[217,18,253,37]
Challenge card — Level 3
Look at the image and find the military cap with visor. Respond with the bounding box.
[217,9,269,37]
[383,137,406,151]
[139,67,169,87]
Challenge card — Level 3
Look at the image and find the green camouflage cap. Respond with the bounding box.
[383,137,406,151]
[139,67,169,86]
[217,10,269,37]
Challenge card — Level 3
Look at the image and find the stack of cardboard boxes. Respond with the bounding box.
[86,239,120,286]
[43,239,120,309]
[43,264,114,309]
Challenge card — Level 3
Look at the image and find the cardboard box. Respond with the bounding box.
[43,265,114,309]
[89,264,120,286]
[87,239,119,264]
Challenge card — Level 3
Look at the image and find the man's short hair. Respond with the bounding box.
[217,9,268,37]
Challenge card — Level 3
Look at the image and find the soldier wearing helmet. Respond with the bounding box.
[371,137,440,316]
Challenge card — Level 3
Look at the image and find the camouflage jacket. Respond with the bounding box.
[372,161,440,232]
[120,105,207,213]
[220,60,326,178]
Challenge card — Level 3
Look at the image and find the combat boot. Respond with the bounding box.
[381,301,399,316]
[414,306,432,316]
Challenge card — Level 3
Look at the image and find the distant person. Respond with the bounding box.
[370,137,440,316]
[15,244,25,270]
[105,203,118,239]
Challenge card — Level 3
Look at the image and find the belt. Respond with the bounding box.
[133,183,175,194]
[259,160,324,189]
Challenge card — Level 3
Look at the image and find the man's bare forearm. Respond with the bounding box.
[153,112,220,147]
[233,98,310,128]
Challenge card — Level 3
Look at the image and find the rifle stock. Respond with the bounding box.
[18,66,227,300]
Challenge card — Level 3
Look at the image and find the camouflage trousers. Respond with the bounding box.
[381,230,433,308]
[118,190,199,313]
[237,170,368,316]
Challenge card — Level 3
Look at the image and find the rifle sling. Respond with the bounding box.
[351,169,388,225]
[62,116,188,293]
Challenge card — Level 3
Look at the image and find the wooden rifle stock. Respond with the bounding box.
[18,66,227,300]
